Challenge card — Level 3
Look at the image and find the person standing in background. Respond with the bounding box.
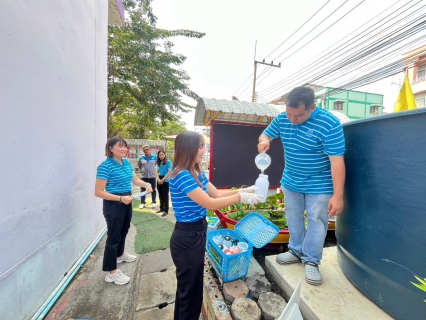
[155,150,172,217]
[137,145,157,209]
[95,137,153,285]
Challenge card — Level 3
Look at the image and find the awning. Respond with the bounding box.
[194,98,285,126]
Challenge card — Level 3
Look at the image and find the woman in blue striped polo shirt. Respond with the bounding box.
[155,150,172,217]
[169,131,263,320]
[95,137,153,285]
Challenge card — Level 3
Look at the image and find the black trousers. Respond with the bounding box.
[102,192,132,271]
[140,177,156,204]
[157,175,169,213]
[170,218,207,320]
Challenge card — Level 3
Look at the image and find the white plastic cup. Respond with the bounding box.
[238,242,249,252]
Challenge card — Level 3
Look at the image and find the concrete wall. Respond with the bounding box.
[0,1,108,319]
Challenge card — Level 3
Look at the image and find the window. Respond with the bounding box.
[417,64,426,79]
[415,93,426,109]
[334,101,343,110]
[370,105,379,115]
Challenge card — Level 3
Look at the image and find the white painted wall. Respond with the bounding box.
[0,1,108,319]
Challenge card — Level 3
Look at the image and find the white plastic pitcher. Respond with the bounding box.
[255,153,271,173]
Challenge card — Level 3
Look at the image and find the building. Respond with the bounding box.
[315,87,384,120]
[403,45,426,109]
[0,1,124,319]
[271,84,384,120]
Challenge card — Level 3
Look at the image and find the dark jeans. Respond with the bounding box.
[157,175,169,213]
[140,177,156,204]
[170,218,207,320]
[102,192,132,271]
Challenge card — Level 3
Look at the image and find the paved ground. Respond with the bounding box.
[45,191,187,320]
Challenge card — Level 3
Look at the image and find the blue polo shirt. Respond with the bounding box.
[156,160,172,181]
[263,107,345,194]
[96,158,134,193]
[169,169,209,222]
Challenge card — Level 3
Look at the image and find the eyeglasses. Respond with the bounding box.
[198,143,206,149]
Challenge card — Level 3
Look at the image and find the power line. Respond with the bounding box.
[238,65,269,100]
[323,48,424,97]
[258,0,411,97]
[307,13,426,85]
[233,72,253,96]
[313,26,426,88]
[264,0,331,60]
[259,1,424,99]
[233,0,333,99]
[273,0,353,62]
[256,0,366,91]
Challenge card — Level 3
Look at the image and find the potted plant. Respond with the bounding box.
[212,189,335,249]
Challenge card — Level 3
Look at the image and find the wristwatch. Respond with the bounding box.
[145,183,151,188]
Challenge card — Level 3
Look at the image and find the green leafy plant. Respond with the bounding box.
[224,188,287,230]
[411,276,426,303]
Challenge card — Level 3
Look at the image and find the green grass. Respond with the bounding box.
[131,201,174,254]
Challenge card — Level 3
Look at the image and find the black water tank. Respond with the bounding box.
[337,109,426,320]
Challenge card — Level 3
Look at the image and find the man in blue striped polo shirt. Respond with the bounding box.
[258,86,346,286]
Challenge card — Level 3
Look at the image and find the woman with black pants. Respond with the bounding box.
[95,137,152,285]
[169,131,262,319]
[155,150,172,217]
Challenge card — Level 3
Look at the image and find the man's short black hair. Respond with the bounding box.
[286,86,315,110]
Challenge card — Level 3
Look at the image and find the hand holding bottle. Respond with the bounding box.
[238,185,258,193]
[239,192,264,205]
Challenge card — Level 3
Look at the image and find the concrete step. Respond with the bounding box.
[265,247,394,320]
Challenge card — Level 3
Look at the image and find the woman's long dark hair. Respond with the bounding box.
[156,150,168,166]
[171,131,204,186]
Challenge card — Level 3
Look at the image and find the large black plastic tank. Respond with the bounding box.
[337,108,426,320]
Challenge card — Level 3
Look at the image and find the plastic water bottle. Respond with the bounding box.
[222,236,232,248]
[255,174,269,203]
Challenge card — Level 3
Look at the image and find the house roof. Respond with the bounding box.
[194,98,285,126]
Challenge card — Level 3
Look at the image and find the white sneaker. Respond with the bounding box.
[139,204,145,209]
[117,252,137,263]
[152,203,157,209]
[105,269,130,285]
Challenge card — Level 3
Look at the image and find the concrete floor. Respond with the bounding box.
[265,247,395,320]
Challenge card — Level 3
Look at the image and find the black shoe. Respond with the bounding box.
[161,212,168,217]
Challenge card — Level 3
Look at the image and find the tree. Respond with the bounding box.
[107,0,205,138]
[146,119,187,162]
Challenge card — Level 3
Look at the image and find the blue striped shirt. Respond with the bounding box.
[169,169,209,222]
[96,158,134,193]
[156,160,173,181]
[263,107,345,194]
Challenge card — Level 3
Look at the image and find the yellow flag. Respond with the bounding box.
[394,72,417,112]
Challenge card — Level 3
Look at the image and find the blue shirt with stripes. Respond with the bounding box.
[96,158,134,194]
[156,160,172,181]
[263,107,345,194]
[169,169,209,223]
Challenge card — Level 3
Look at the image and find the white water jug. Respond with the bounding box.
[255,174,269,203]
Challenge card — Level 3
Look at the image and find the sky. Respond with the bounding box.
[151,0,425,130]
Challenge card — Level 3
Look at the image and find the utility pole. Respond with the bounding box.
[252,59,281,102]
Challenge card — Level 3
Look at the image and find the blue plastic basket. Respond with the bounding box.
[206,212,279,282]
